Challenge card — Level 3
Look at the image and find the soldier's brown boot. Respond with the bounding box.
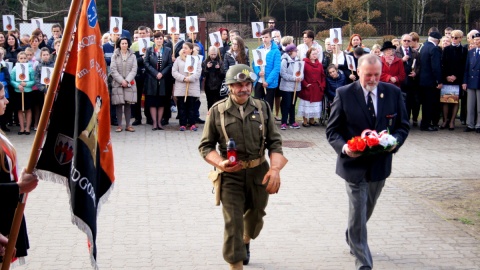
[229,261,243,270]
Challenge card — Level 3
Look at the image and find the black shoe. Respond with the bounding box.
[132,120,142,126]
[111,121,118,126]
[464,127,475,132]
[476,128,480,133]
[420,126,438,132]
[195,118,205,124]
[17,131,24,135]
[243,243,250,265]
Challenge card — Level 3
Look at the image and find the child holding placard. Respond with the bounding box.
[33,47,53,130]
[172,42,202,131]
[10,52,35,135]
[279,44,302,130]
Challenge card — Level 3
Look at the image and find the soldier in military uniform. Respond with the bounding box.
[198,64,288,270]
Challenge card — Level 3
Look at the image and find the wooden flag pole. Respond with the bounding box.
[21,90,24,112]
[260,66,266,95]
[1,0,82,269]
[292,81,297,105]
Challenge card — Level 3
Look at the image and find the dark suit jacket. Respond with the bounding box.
[326,81,410,183]
[463,48,480,89]
[419,41,443,87]
[144,46,173,96]
[442,45,468,85]
[395,46,420,87]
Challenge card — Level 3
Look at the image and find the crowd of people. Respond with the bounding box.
[0,21,479,135]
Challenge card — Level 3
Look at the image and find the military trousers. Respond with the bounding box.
[221,161,269,263]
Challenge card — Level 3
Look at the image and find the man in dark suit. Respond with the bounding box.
[326,54,410,270]
[462,32,480,133]
[419,31,443,131]
[395,34,421,126]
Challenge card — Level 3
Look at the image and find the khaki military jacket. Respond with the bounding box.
[199,96,283,161]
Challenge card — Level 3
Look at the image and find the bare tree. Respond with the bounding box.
[253,0,278,19]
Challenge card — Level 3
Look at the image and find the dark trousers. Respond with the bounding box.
[460,90,467,123]
[254,83,275,110]
[205,88,221,110]
[176,96,196,126]
[280,91,297,125]
[221,162,269,264]
[420,86,440,128]
[345,179,385,270]
[132,73,145,121]
[403,85,421,122]
[162,79,174,123]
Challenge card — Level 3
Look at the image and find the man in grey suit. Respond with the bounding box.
[326,54,410,270]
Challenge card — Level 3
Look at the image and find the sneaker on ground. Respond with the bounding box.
[280,124,287,130]
[179,126,186,131]
[190,125,198,131]
[290,123,300,129]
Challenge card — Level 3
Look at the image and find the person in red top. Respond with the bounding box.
[380,41,406,88]
[298,47,326,127]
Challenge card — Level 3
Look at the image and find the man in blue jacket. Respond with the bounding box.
[462,32,480,133]
[253,29,281,110]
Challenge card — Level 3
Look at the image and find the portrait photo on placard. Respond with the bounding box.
[138,38,151,55]
[293,61,305,77]
[154,13,166,31]
[2,15,15,31]
[184,55,198,73]
[168,17,179,34]
[41,67,54,85]
[209,32,223,48]
[110,17,123,34]
[252,49,267,67]
[330,28,342,44]
[251,22,264,38]
[186,16,198,33]
[16,63,29,81]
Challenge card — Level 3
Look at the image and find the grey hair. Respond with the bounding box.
[358,54,381,69]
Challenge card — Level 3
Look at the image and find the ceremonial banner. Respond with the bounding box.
[36,0,115,268]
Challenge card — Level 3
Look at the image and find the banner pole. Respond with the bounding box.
[1,0,83,269]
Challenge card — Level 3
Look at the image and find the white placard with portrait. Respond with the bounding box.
[31,18,43,31]
[209,32,223,48]
[168,17,179,34]
[293,61,305,78]
[186,16,198,33]
[154,14,167,31]
[330,28,342,45]
[5,62,13,73]
[251,22,264,38]
[252,49,267,67]
[345,54,356,71]
[2,15,14,32]
[196,55,204,63]
[15,63,29,81]
[179,33,185,41]
[138,38,151,55]
[110,17,123,34]
[41,67,54,85]
[184,55,198,74]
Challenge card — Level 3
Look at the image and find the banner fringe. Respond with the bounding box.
[36,169,115,270]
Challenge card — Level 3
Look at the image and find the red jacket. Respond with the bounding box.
[299,58,326,102]
[380,56,406,88]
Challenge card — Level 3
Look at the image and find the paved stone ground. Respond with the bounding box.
[7,95,480,270]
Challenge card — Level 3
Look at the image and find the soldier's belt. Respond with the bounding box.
[240,156,266,169]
